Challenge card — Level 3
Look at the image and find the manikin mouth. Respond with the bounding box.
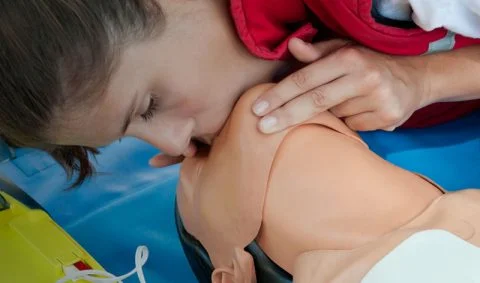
[179,138,212,160]
[191,138,211,157]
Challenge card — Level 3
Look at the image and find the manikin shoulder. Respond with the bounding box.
[223,83,364,147]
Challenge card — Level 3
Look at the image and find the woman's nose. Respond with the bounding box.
[150,117,196,156]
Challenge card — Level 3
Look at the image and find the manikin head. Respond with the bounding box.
[0,0,281,184]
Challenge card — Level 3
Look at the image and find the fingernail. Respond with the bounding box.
[260,116,277,133]
[253,101,269,116]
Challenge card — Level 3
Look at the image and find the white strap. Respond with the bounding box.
[56,245,148,283]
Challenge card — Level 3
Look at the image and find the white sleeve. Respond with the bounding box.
[409,0,480,38]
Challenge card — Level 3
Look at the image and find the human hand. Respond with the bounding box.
[149,154,185,168]
[252,38,427,132]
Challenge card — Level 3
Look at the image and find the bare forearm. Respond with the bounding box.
[414,45,480,104]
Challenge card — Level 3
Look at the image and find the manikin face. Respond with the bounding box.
[176,84,274,206]
[52,0,282,157]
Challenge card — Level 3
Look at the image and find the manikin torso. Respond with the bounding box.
[177,84,480,282]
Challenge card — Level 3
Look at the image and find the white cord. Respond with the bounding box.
[56,245,149,283]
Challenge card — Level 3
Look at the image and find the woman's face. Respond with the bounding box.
[53,0,281,157]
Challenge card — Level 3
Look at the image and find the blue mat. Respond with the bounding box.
[0,110,479,283]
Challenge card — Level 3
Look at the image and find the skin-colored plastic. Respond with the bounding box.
[177,84,479,283]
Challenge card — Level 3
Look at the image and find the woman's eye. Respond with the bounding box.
[140,97,158,122]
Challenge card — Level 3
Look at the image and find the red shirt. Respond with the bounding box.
[230,0,480,128]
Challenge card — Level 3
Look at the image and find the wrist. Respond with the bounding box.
[408,47,480,103]
[414,55,437,107]
[393,55,434,109]
[413,54,445,105]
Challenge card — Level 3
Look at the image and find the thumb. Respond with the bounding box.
[149,153,184,168]
[288,38,352,63]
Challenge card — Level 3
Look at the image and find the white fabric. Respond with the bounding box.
[56,245,149,283]
[410,0,480,39]
[375,0,413,21]
[362,230,480,283]
[375,0,480,39]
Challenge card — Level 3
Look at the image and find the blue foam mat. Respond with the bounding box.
[0,110,479,283]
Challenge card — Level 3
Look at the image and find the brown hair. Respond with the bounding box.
[0,0,164,186]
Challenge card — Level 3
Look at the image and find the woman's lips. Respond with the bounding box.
[180,132,217,159]
[182,140,198,158]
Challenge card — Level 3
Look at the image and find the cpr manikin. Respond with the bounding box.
[176,84,480,283]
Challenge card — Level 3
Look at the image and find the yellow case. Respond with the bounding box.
[0,191,104,283]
